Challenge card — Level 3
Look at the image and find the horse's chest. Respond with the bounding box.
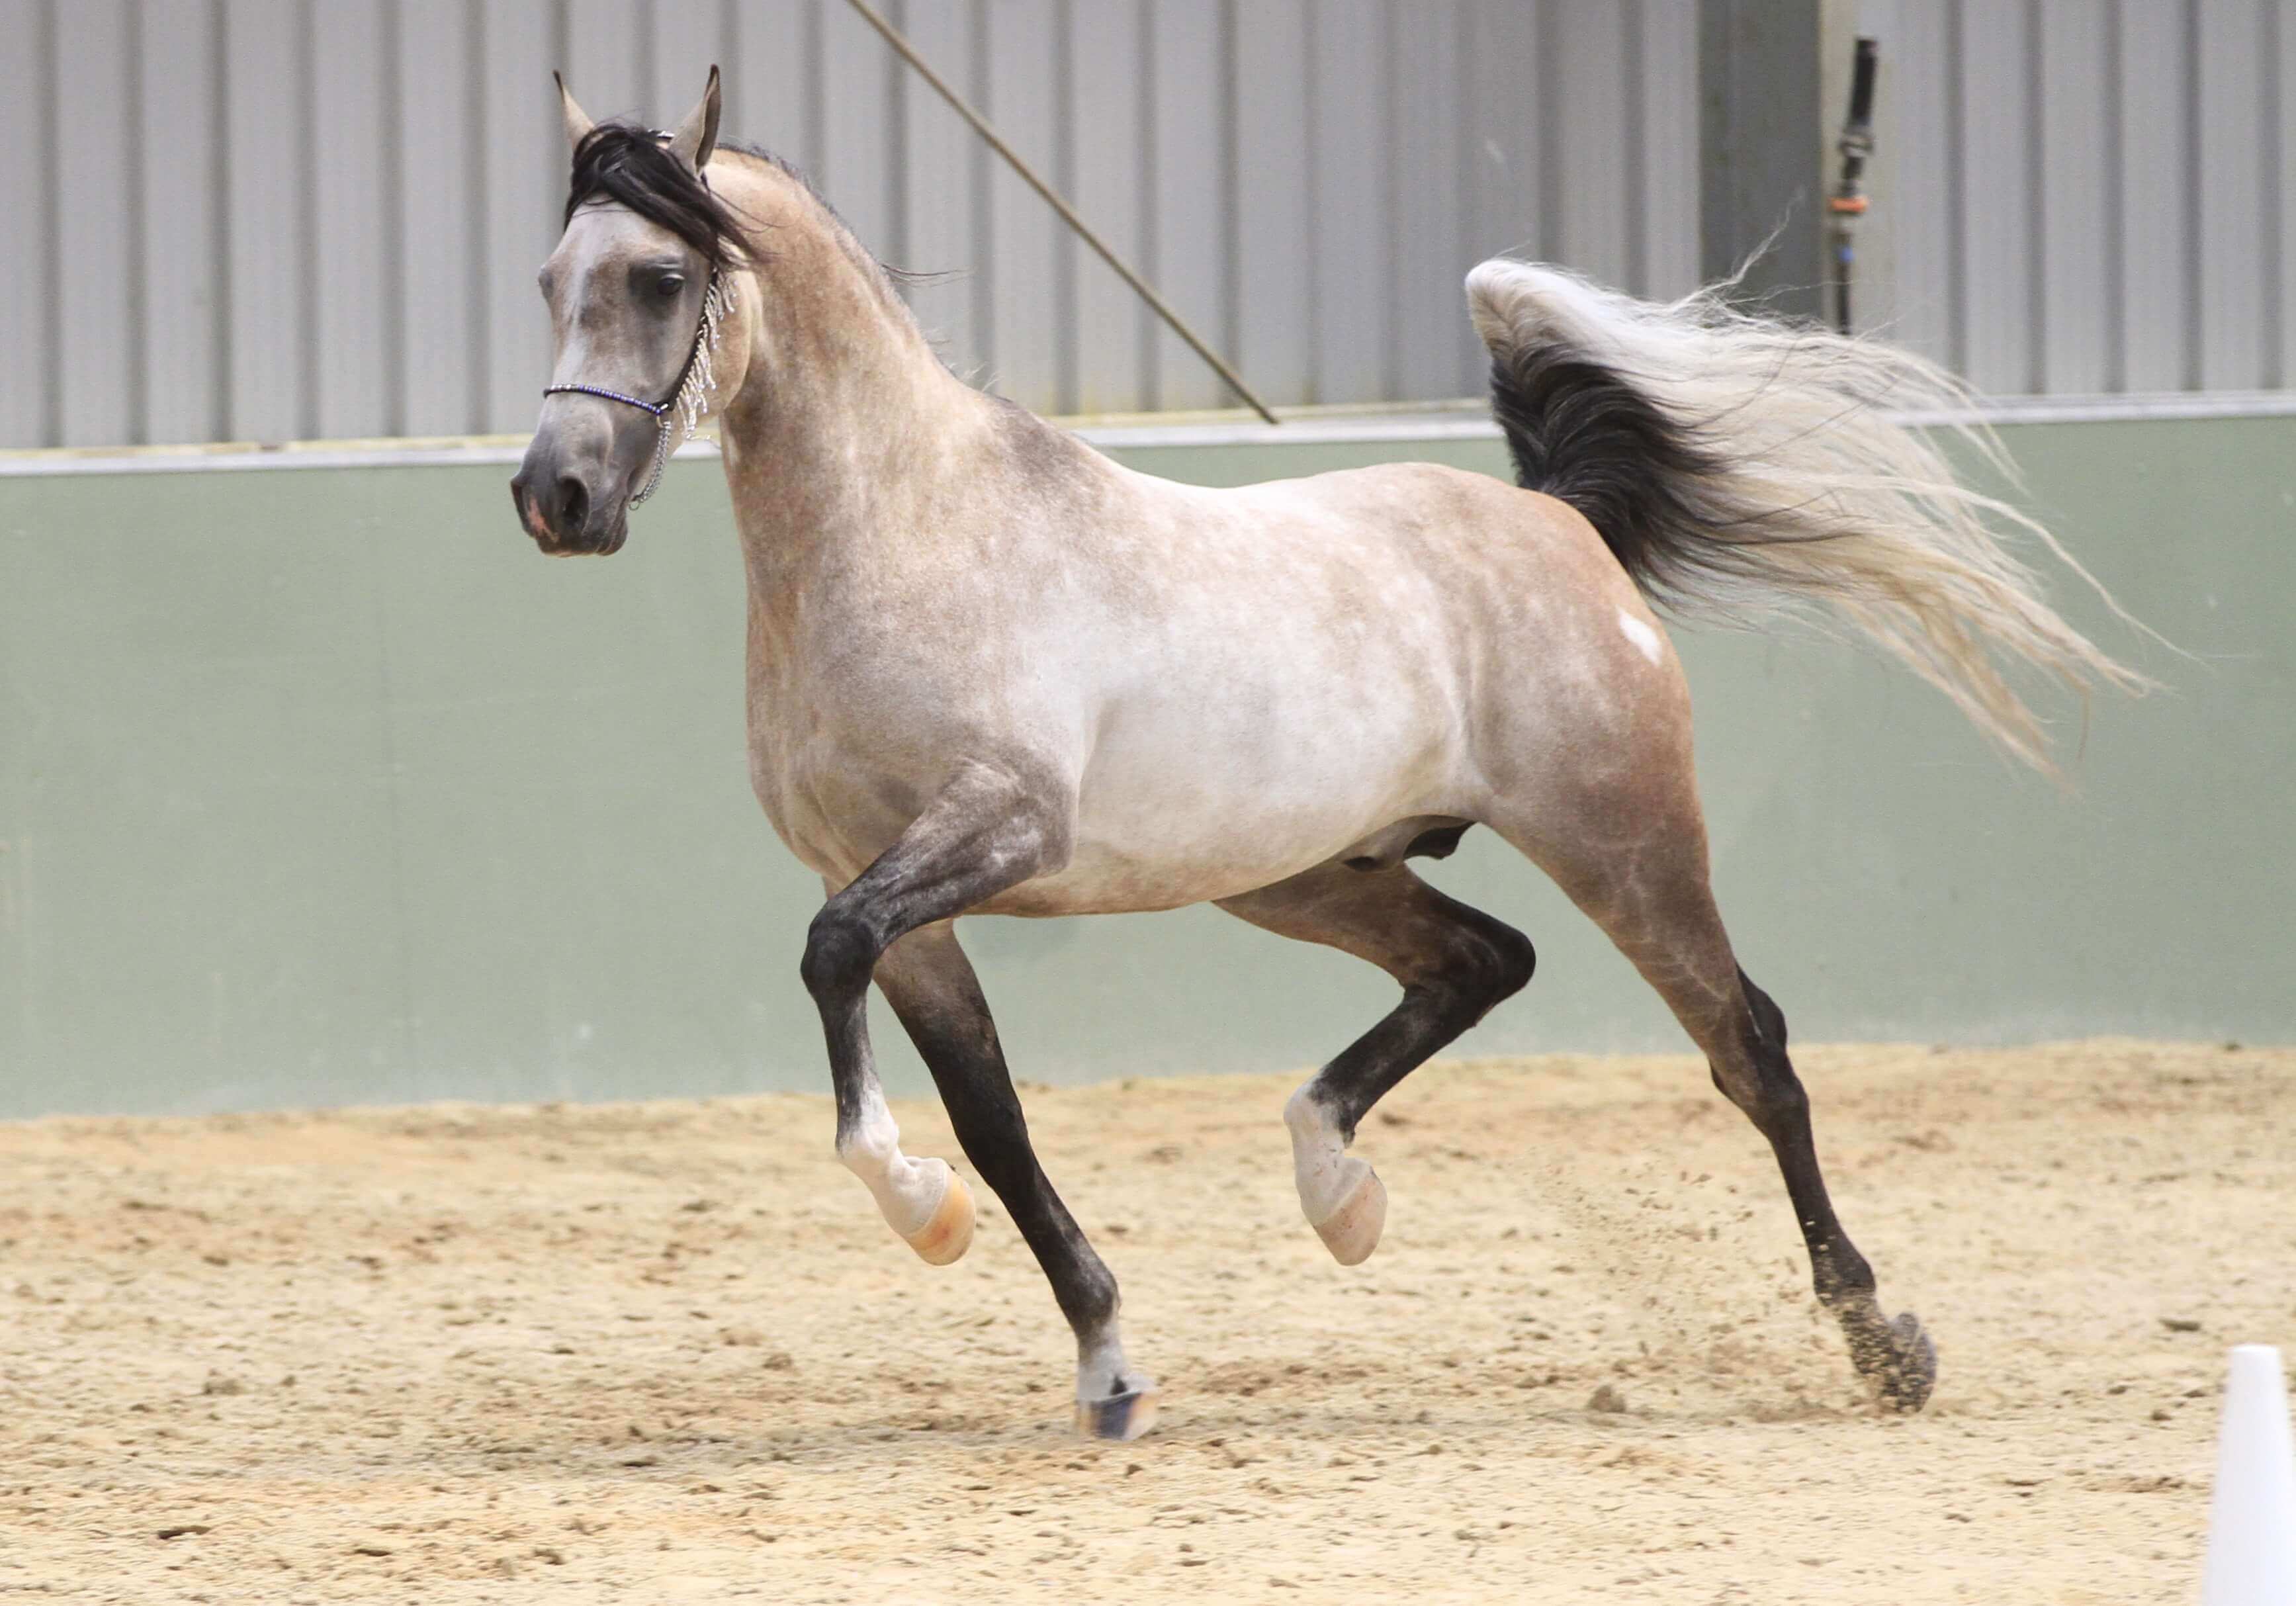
[742,655,977,882]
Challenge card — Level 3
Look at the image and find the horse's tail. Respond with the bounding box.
[1464,257,2149,773]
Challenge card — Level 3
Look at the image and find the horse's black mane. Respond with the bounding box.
[564,122,770,267]
[566,123,949,307]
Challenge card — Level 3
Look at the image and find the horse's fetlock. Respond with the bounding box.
[1812,1244,1878,1305]
[835,1126,898,1179]
[1067,1280,1124,1345]
[1284,1082,1346,1145]
[835,1085,903,1174]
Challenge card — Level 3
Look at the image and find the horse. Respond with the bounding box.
[512,70,2142,1442]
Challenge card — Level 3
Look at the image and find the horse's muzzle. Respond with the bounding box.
[509,456,629,557]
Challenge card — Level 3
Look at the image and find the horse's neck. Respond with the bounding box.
[715,188,993,590]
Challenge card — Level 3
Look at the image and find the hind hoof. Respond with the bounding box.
[1867,1312,1937,1412]
[1311,1166,1387,1267]
[901,1169,974,1265]
[1075,1387,1158,1442]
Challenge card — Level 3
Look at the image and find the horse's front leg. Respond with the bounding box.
[876,922,1154,1441]
[799,761,1069,1266]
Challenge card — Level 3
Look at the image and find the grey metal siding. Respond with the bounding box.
[1856,0,2291,397]
[1314,0,1391,406]
[55,0,138,448]
[14,0,2286,450]
[1,0,56,449]
[3,0,1709,446]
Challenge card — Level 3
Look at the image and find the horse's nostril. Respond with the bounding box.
[556,473,590,534]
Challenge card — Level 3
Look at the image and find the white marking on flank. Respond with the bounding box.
[1618,610,1663,664]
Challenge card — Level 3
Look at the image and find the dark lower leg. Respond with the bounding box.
[1223,865,1534,1132]
[797,762,1066,1157]
[1305,929,1535,1138]
[1722,971,1935,1409]
[797,766,1065,1253]
[1545,839,1937,1411]
[1219,864,1535,1261]
[875,926,1147,1411]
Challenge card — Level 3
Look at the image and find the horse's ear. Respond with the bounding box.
[556,71,595,153]
[666,65,722,173]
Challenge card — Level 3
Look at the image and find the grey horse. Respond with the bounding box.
[513,71,2139,1441]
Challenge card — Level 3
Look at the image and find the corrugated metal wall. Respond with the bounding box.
[1857,0,2293,395]
[0,0,1700,448]
[6,2,2291,450]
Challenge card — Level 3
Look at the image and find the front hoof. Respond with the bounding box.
[1866,1311,1938,1412]
[1075,1386,1158,1443]
[1311,1165,1387,1267]
[902,1167,975,1266]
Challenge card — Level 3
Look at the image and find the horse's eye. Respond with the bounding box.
[655,273,686,299]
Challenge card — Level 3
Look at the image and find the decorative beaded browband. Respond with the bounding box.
[543,263,736,508]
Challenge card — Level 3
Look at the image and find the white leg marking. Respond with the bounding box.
[1286,1081,1387,1265]
[1073,1319,1158,1440]
[1076,1322,1139,1403]
[837,1085,951,1239]
[1617,608,1664,665]
[1284,1083,1361,1225]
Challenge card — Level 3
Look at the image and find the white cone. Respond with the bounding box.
[2203,1345,2296,1606]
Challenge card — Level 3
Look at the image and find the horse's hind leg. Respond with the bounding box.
[873,922,1155,1441]
[1217,862,1536,1265]
[1493,789,1938,1411]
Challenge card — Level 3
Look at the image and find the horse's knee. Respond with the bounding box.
[1812,1238,1877,1304]
[800,905,876,1006]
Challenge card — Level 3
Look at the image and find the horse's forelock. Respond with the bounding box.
[564,122,746,267]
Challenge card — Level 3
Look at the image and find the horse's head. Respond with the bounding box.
[513,69,750,556]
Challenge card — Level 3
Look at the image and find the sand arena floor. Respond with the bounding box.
[1,1040,2289,1603]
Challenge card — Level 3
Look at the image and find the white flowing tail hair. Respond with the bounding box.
[1464,257,2151,774]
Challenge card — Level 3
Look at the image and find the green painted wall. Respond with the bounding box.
[1,418,2287,1118]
